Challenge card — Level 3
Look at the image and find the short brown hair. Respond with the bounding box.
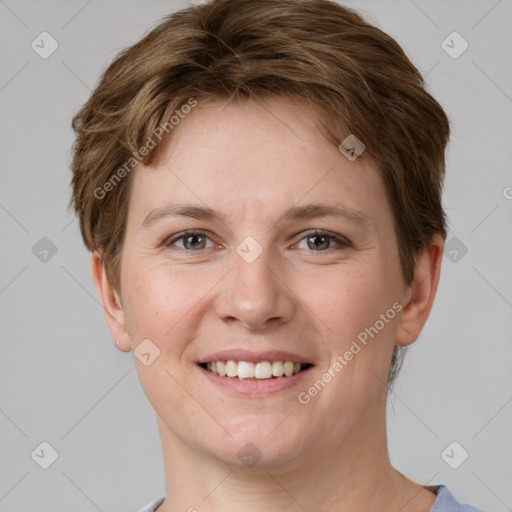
[69,0,450,385]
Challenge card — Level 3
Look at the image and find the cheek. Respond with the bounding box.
[121,264,209,416]
[300,259,400,407]
[301,265,398,422]
[298,262,391,342]
[122,262,206,347]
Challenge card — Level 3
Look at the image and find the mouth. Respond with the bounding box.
[196,349,315,395]
[198,360,313,380]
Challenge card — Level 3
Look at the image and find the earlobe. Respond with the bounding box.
[90,251,131,352]
[395,235,444,347]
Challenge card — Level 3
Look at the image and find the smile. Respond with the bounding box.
[199,360,313,380]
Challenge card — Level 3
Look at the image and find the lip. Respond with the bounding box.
[197,348,313,365]
[197,363,314,397]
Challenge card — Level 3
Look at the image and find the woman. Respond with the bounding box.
[69,0,486,510]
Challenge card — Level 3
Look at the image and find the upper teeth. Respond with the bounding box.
[205,360,303,379]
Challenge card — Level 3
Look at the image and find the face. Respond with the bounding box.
[111,97,412,469]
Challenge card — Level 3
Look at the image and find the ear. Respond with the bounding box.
[90,251,131,352]
[395,235,444,347]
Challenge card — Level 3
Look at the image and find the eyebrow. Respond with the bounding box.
[141,202,372,230]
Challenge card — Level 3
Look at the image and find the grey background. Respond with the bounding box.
[0,0,511,510]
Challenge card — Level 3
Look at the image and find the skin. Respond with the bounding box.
[92,97,444,512]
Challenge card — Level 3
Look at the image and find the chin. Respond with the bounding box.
[199,417,311,470]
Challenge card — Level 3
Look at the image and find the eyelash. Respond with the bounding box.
[163,229,352,252]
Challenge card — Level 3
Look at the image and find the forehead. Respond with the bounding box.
[127,97,390,229]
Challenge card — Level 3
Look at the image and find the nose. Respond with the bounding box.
[212,243,296,331]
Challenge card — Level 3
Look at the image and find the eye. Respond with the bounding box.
[295,230,351,251]
[163,231,215,250]
[163,229,351,252]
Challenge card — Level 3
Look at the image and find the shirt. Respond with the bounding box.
[136,485,486,511]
